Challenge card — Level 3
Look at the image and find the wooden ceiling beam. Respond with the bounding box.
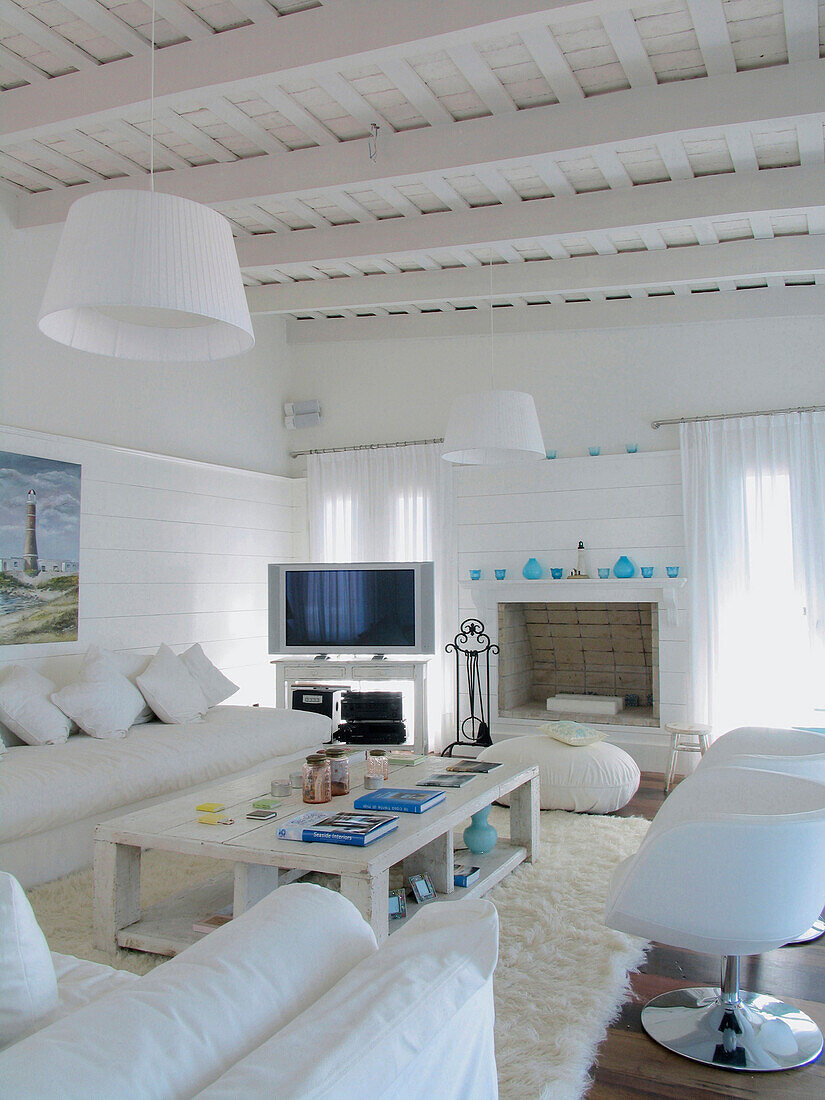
[14,59,825,228]
[283,284,825,343]
[0,0,596,140]
[234,166,825,270]
[246,235,825,312]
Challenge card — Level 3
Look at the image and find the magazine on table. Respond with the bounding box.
[446,760,502,774]
[277,810,398,846]
[417,773,476,789]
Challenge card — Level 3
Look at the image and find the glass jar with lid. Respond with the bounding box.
[302,754,331,804]
[327,747,351,796]
[366,749,390,782]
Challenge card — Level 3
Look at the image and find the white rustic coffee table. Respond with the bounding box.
[93,757,539,951]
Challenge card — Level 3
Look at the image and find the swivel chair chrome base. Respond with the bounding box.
[786,916,825,945]
[641,957,823,1072]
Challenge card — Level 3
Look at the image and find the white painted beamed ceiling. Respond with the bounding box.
[2,0,824,331]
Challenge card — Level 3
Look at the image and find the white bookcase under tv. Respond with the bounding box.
[271,658,431,755]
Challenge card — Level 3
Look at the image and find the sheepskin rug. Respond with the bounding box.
[28,809,649,1099]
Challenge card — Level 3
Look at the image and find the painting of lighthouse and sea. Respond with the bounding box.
[0,450,81,645]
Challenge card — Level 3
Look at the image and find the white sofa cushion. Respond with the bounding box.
[180,644,238,708]
[0,705,330,844]
[0,872,58,1050]
[0,885,377,1098]
[198,899,499,1100]
[0,666,73,746]
[51,646,149,739]
[480,734,640,813]
[137,644,209,724]
[109,652,154,724]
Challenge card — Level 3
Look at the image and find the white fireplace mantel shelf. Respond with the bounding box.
[460,576,687,627]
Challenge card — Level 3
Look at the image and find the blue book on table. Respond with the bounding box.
[353,788,446,814]
[278,810,398,845]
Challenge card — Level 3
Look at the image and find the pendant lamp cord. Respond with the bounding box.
[489,254,494,391]
[149,0,156,191]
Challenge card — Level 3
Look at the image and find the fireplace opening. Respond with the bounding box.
[498,602,659,727]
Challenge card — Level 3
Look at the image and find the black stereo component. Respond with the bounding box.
[291,686,343,726]
[340,690,403,723]
[336,720,407,745]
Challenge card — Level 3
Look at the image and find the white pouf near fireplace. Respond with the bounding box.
[479,734,641,813]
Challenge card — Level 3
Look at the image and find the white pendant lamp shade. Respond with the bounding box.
[38,190,255,361]
[442,390,546,465]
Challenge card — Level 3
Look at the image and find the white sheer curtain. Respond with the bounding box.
[307,443,456,749]
[681,411,825,734]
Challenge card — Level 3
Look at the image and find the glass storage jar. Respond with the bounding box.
[302,754,331,804]
[327,747,351,796]
[366,749,389,782]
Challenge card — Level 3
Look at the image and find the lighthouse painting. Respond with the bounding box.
[0,450,81,645]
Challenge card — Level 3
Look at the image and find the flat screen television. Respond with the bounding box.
[268,561,435,655]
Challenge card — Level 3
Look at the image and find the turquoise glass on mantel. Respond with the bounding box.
[613,555,636,578]
[522,557,543,580]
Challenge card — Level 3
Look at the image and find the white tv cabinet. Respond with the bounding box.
[272,657,431,755]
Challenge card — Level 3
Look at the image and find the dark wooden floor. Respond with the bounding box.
[588,772,825,1099]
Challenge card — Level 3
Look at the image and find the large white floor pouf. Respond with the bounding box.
[479,735,641,813]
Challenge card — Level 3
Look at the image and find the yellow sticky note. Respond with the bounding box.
[198,813,233,826]
[196,802,225,813]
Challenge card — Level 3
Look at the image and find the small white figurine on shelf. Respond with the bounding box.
[568,540,590,579]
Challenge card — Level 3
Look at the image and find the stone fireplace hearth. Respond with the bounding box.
[498,601,659,727]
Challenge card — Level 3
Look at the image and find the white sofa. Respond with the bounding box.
[0,882,499,1099]
[0,705,330,887]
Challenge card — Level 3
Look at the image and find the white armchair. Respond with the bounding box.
[604,765,825,1072]
[696,726,825,942]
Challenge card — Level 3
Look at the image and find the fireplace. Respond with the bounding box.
[498,601,659,727]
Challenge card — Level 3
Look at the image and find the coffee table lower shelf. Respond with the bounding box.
[115,843,526,956]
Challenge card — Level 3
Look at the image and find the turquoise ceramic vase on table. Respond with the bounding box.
[464,806,498,855]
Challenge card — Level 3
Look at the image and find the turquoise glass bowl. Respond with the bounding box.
[469,569,481,580]
[550,567,563,579]
[494,569,506,580]
[641,566,654,578]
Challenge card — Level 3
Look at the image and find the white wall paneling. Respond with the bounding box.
[0,425,303,705]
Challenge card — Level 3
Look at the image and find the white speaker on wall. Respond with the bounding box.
[284,400,322,429]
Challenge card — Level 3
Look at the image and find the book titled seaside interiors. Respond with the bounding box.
[277,810,398,846]
[353,788,446,814]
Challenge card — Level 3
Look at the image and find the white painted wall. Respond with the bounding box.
[284,315,825,467]
[0,425,303,712]
[0,199,294,476]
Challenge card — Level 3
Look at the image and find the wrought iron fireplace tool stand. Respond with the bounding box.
[441,618,498,757]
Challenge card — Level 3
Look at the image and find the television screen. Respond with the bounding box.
[284,567,416,649]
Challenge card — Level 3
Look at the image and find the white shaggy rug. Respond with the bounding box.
[28,810,649,1100]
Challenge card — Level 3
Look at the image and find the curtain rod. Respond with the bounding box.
[291,437,444,458]
[651,405,825,429]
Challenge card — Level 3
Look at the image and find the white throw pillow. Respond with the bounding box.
[136,644,209,724]
[0,872,58,1050]
[111,651,154,723]
[0,665,73,745]
[51,646,148,739]
[179,643,238,708]
[541,720,606,747]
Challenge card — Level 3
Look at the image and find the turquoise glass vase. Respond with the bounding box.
[613,555,635,578]
[463,806,498,855]
[522,557,542,580]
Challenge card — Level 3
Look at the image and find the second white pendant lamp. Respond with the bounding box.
[442,258,545,465]
[37,0,253,363]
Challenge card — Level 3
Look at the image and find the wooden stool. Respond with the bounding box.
[664,723,711,792]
